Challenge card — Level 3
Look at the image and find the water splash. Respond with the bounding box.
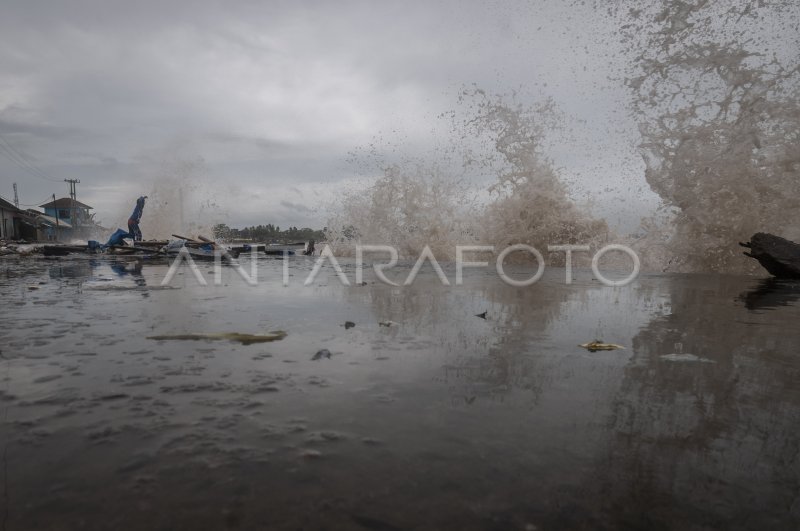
[326,161,478,260]
[462,90,610,258]
[327,90,609,263]
[109,156,226,241]
[616,0,800,273]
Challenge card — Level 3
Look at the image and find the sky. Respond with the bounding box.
[0,0,659,232]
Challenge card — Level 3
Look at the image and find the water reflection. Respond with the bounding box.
[48,261,94,279]
[1,262,798,529]
[739,277,800,311]
[47,258,148,293]
[603,276,800,529]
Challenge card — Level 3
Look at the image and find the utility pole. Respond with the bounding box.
[64,179,80,231]
[12,183,19,208]
[53,193,59,241]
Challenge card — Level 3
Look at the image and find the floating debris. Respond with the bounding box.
[147,331,287,345]
[475,311,487,319]
[378,320,398,327]
[312,349,332,360]
[344,321,356,329]
[660,353,716,363]
[579,340,625,352]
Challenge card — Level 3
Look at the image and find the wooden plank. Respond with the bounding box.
[171,234,201,243]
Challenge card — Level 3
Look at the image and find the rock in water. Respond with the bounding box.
[740,233,800,278]
[312,349,332,360]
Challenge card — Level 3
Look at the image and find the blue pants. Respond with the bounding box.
[128,218,142,241]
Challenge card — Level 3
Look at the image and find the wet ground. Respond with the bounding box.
[0,254,799,530]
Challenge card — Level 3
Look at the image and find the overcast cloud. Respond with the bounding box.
[0,0,656,231]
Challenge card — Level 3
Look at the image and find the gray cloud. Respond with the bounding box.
[0,0,657,231]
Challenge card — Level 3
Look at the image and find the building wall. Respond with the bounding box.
[45,206,90,224]
[1,206,18,239]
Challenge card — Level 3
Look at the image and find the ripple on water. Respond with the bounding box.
[32,374,62,384]
[160,382,233,394]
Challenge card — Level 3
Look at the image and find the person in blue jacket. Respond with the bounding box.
[128,196,147,241]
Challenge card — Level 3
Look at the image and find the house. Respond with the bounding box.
[40,197,94,226]
[39,197,97,239]
[0,197,23,240]
[24,209,71,241]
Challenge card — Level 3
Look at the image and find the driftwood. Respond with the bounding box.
[740,233,800,278]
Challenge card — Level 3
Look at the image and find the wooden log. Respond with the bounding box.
[740,232,800,278]
[171,234,201,243]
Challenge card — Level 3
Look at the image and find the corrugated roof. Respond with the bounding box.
[34,214,72,229]
[0,197,21,212]
[39,197,93,209]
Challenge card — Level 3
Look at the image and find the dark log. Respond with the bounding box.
[42,245,93,256]
[740,232,800,278]
[171,234,201,243]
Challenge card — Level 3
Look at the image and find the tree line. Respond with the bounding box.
[212,223,326,243]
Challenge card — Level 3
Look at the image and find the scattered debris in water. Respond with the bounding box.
[378,320,398,327]
[312,349,332,360]
[579,340,625,352]
[475,311,487,319]
[344,321,355,329]
[146,331,287,345]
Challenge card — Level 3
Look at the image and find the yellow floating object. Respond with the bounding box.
[579,340,625,352]
[147,331,287,345]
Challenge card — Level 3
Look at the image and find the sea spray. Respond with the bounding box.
[110,156,227,241]
[326,90,610,265]
[326,161,478,260]
[461,89,610,260]
[613,0,800,273]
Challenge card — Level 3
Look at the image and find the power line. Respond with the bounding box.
[0,139,58,182]
[0,142,57,183]
[0,193,58,208]
[0,134,50,176]
[0,134,60,183]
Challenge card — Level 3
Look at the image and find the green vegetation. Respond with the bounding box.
[212,223,325,243]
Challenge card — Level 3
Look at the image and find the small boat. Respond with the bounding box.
[264,242,305,256]
[740,233,800,278]
[228,242,307,256]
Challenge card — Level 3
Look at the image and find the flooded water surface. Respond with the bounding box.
[1,255,799,530]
